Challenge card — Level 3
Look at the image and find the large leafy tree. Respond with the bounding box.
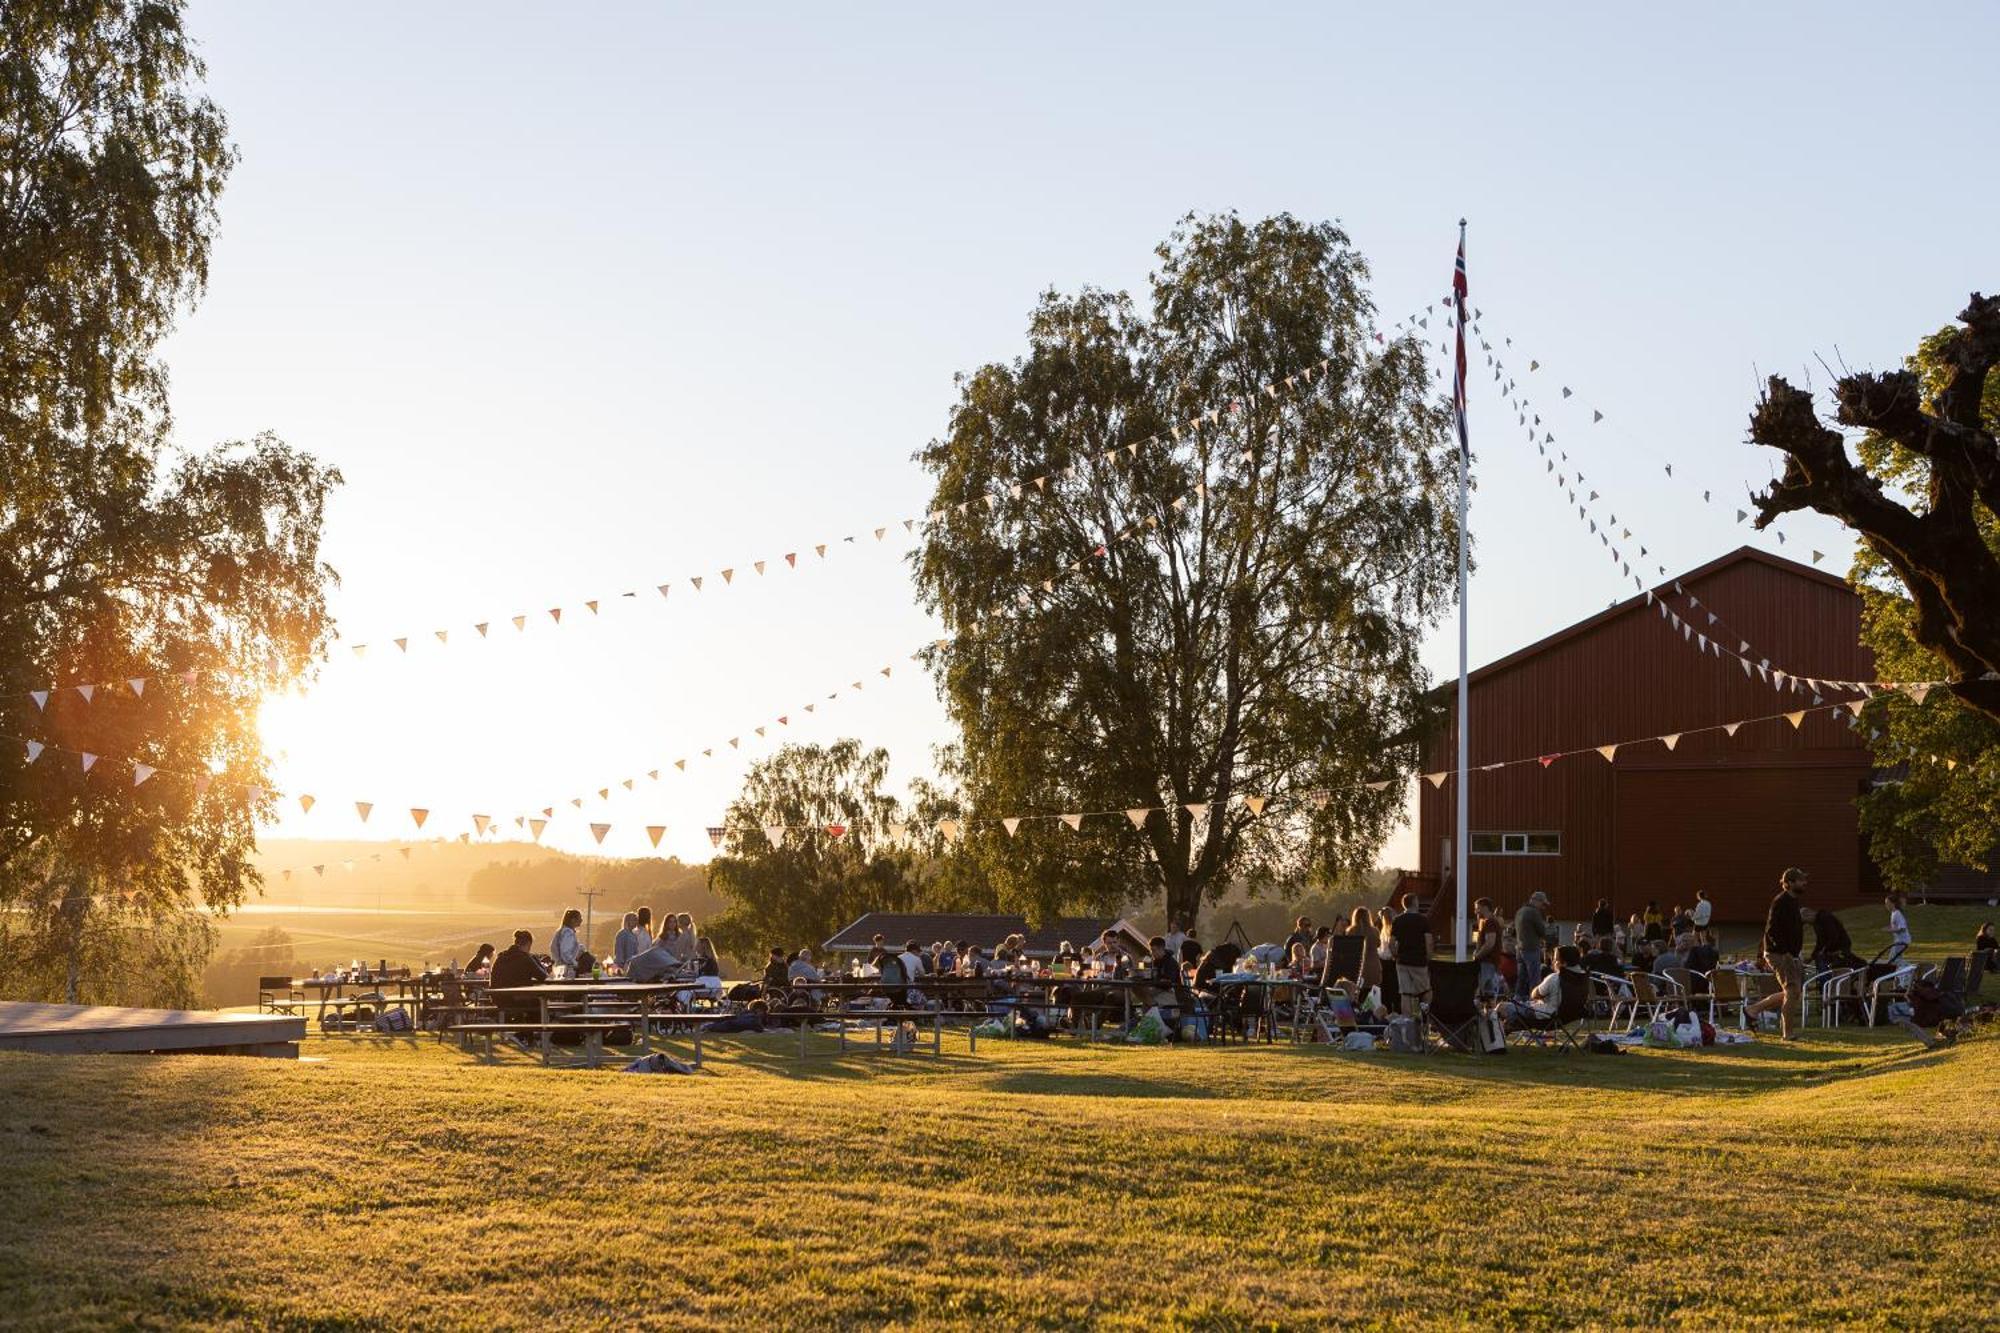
[703,741,918,959]
[1844,325,1999,889]
[1751,294,2000,723]
[913,213,1457,930]
[0,1,339,1005]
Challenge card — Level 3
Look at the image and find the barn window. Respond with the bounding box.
[1471,830,1561,856]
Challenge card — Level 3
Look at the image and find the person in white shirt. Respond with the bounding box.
[550,908,583,975]
[1690,891,1713,931]
[897,940,926,983]
[633,906,655,952]
[1885,893,1912,960]
[612,912,644,971]
[1163,921,1188,963]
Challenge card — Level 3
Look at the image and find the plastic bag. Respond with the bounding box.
[1343,1031,1378,1051]
[1126,1012,1168,1044]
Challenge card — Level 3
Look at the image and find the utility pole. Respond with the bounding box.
[578,885,605,953]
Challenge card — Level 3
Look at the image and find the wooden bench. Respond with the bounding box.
[448,1021,632,1067]
[802,1008,949,1058]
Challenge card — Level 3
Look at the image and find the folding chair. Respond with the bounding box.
[1965,950,1987,998]
[1707,968,1747,1028]
[1866,965,1916,1028]
[1608,973,1668,1030]
[1424,961,1483,1052]
[1818,968,1863,1028]
[257,976,303,1015]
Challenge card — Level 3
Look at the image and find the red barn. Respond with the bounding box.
[1417,547,1880,924]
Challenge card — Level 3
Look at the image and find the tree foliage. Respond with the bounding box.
[912,213,1458,930]
[1845,324,2000,887]
[1751,294,2000,723]
[0,1,339,1004]
[703,741,919,958]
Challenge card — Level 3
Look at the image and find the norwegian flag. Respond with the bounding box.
[1451,232,1470,459]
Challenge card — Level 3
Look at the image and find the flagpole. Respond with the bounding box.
[1453,218,1471,963]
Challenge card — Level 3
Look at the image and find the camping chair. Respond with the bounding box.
[1936,956,1967,998]
[1508,969,1590,1051]
[1966,950,1987,998]
[1424,961,1483,1052]
[1321,936,1365,989]
[257,976,303,1015]
[1818,968,1864,1028]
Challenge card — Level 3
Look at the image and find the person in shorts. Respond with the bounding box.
[1389,893,1432,1019]
[1745,868,1808,1039]
[1471,897,1505,999]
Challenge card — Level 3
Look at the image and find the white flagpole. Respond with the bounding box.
[1454,218,1471,963]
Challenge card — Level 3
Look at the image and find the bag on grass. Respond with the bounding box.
[621,1053,695,1075]
[1342,1031,1378,1052]
[1385,1015,1423,1053]
[372,1007,413,1034]
[1477,1012,1507,1054]
[1126,1011,1168,1045]
[890,1021,918,1054]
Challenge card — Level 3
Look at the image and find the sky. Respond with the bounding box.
[157,2,2000,872]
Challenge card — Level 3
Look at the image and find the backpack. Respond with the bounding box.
[373,1007,413,1034]
[1385,1015,1424,1053]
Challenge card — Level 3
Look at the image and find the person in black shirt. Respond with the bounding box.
[1681,932,1718,994]
[488,930,548,1026]
[1388,893,1432,1019]
[1581,936,1624,979]
[1589,898,1615,939]
[1192,943,1241,993]
[1810,908,1862,970]
[1281,916,1313,961]
[1745,868,1808,1039]
[759,947,789,998]
[1974,922,1999,971]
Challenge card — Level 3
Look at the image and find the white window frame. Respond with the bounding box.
[1470,830,1562,857]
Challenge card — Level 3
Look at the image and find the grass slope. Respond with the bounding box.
[1,1023,1995,1329]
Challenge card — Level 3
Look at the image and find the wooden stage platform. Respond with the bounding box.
[0,1002,306,1058]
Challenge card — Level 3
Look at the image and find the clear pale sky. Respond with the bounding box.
[159,3,1998,871]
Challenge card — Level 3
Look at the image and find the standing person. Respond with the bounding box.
[1589,898,1615,939]
[1884,893,1912,962]
[655,914,683,963]
[1690,889,1713,932]
[633,906,655,951]
[1471,898,1505,999]
[1389,894,1432,1020]
[1163,918,1188,964]
[1642,900,1665,943]
[1513,892,1554,999]
[612,912,645,972]
[1745,868,1808,1040]
[550,909,583,977]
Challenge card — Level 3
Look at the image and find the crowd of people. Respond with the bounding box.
[432,880,1988,1050]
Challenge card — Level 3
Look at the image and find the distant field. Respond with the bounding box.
[211,901,532,974]
[2,1019,1995,1329]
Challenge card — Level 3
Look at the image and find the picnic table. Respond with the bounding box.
[290,974,428,1028]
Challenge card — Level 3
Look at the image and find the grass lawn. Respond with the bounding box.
[1,1015,1996,1330]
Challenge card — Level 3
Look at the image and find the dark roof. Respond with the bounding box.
[823,912,1134,956]
[1444,546,1850,694]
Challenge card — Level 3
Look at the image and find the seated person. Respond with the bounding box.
[1580,936,1625,979]
[871,946,909,1004]
[1084,929,1128,971]
[1811,908,1863,970]
[702,999,769,1035]
[1191,943,1243,993]
[463,943,496,977]
[956,945,991,978]
[488,930,548,1023]
[691,938,721,979]
[1652,937,1687,977]
[1680,932,1717,993]
[759,947,789,997]
[786,948,822,986]
[1975,922,1999,970]
[1498,945,1587,1030]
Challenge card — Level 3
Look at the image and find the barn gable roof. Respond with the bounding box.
[1461,546,1850,690]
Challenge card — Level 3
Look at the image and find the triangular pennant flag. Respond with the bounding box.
[128,677,146,697]
[1425,772,1448,788]
[1846,700,1865,716]
[476,622,489,638]
[528,818,547,841]
[1243,795,1268,816]
[720,568,735,584]
[1538,755,1559,769]
[937,818,961,843]
[547,608,563,624]
[1124,808,1150,829]
[1785,710,1805,729]
[351,644,367,659]
[355,801,373,822]
[435,630,448,645]
[815,544,827,558]
[512,615,526,631]
[691,577,703,591]
[76,684,94,704]
[1060,814,1083,832]
[472,814,492,835]
[25,740,45,763]
[313,865,325,877]
[1906,683,1932,705]
[645,825,665,848]
[1597,745,1618,762]
[1001,817,1021,837]
[1660,734,1680,751]
[133,764,156,787]
[80,752,97,773]
[761,824,785,849]
[585,599,599,614]
[590,823,610,845]
[1184,802,1210,819]
[598,788,610,801]
[622,778,635,790]
[398,846,412,859]
[410,807,429,829]
[1364,779,1390,792]
[674,759,687,771]
[29,690,48,711]
[298,794,315,813]
[393,638,407,654]
[824,823,846,839]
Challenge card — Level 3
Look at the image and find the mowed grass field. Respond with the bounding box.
[1,1016,1996,1330]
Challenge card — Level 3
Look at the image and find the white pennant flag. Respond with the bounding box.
[1596,745,1618,762]
[1183,802,1210,819]
[29,690,48,711]
[1424,772,1448,788]
[76,684,94,704]
[1724,722,1741,737]
[1060,813,1084,831]
[1124,808,1150,829]
[1001,817,1021,838]
[1660,734,1680,751]
[25,740,45,763]
[763,824,786,849]
[128,677,146,697]
[355,801,373,822]
[936,818,961,843]
[80,752,98,773]
[1242,795,1268,816]
[132,763,156,787]
[1364,779,1390,792]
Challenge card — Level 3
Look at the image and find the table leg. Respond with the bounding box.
[692,1026,703,1069]
[932,1013,942,1055]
